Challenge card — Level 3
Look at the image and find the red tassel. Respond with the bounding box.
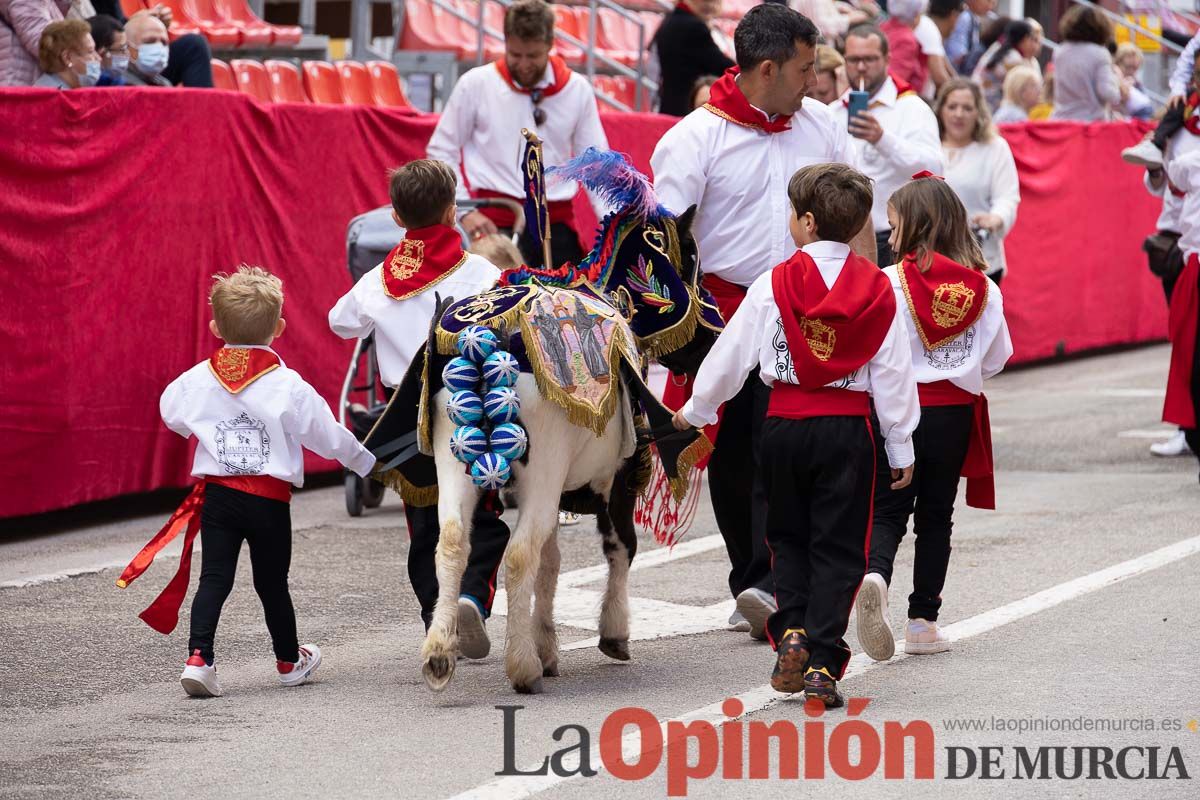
[635,449,703,547]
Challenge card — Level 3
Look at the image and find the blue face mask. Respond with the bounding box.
[136,42,168,76]
[78,60,101,87]
[110,54,129,73]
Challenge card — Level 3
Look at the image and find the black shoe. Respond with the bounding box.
[770,628,809,694]
[803,666,845,708]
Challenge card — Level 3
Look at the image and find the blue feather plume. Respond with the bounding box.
[546,148,669,221]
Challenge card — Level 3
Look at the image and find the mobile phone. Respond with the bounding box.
[847,90,870,129]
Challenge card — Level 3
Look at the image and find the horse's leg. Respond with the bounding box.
[598,465,638,662]
[533,531,562,677]
[504,485,558,693]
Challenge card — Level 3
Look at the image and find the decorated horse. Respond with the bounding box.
[366,145,725,694]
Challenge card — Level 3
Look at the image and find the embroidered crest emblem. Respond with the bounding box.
[214,348,250,384]
[802,317,836,362]
[389,239,425,281]
[926,326,975,370]
[931,281,975,328]
[215,412,271,475]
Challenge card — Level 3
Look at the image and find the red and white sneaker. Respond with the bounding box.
[277,644,322,687]
[180,650,223,697]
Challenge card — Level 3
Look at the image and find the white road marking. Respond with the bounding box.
[445,533,1200,800]
[1117,428,1176,439]
[1095,388,1165,398]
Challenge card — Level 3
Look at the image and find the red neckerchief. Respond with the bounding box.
[1183,92,1200,135]
[703,67,792,134]
[495,55,572,98]
[771,249,897,389]
[842,73,918,107]
[896,251,989,350]
[381,224,468,300]
[208,347,281,394]
[676,0,696,13]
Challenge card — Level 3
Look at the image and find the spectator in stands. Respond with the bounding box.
[879,0,928,95]
[787,0,872,42]
[689,74,718,109]
[121,11,168,86]
[652,0,733,117]
[992,63,1041,123]
[972,18,1041,110]
[89,0,212,87]
[1028,69,1053,119]
[926,0,963,46]
[830,24,944,266]
[1050,5,1123,121]
[809,43,845,105]
[914,3,955,100]
[426,0,608,267]
[1114,43,1155,120]
[87,13,125,85]
[0,0,67,85]
[32,17,95,87]
[936,78,1019,283]
[945,0,995,75]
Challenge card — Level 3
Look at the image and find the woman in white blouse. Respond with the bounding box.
[934,78,1021,284]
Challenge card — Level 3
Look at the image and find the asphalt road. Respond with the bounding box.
[2,344,1198,800]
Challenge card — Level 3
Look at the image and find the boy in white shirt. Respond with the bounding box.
[673,163,920,706]
[118,266,376,698]
[328,159,510,660]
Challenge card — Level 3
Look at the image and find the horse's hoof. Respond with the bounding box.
[514,677,545,694]
[422,653,455,692]
[599,637,630,661]
[542,662,560,677]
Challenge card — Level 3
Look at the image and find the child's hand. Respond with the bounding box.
[671,410,692,431]
[890,465,914,490]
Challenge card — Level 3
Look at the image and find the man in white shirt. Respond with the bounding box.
[426,0,608,269]
[830,24,944,267]
[914,9,954,99]
[650,3,872,641]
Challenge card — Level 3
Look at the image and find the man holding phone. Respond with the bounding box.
[830,24,944,267]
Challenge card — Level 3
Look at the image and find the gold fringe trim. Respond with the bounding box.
[896,261,990,352]
[631,441,655,499]
[667,432,714,503]
[417,348,434,455]
[374,467,439,507]
[637,288,702,361]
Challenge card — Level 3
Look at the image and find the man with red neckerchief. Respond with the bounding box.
[426,0,608,268]
[650,3,872,643]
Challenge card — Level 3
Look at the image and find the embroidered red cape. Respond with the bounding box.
[897,252,989,351]
[381,224,468,300]
[703,67,791,134]
[495,54,572,97]
[208,347,280,393]
[771,250,896,389]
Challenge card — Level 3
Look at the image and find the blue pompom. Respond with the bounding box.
[449,425,488,464]
[457,325,499,363]
[484,386,521,423]
[442,357,481,393]
[446,390,484,426]
[482,350,520,389]
[470,452,512,490]
[489,422,528,461]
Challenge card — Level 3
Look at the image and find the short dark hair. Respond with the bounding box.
[733,4,819,72]
[788,163,873,244]
[87,14,123,51]
[1059,5,1113,46]
[928,0,965,19]
[845,24,889,57]
[389,159,457,228]
[504,0,555,44]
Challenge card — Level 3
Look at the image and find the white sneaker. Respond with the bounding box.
[457,596,491,659]
[1121,138,1163,169]
[855,573,895,661]
[735,588,776,641]
[558,511,582,526]
[904,618,951,655]
[727,610,752,632]
[180,649,223,697]
[1150,430,1190,457]
[277,644,322,686]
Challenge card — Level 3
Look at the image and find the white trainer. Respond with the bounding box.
[1150,430,1190,457]
[855,573,896,661]
[277,644,322,686]
[1121,138,1163,169]
[457,596,491,659]
[904,618,952,655]
[727,610,752,633]
[558,511,582,526]
[735,588,776,641]
[180,650,223,697]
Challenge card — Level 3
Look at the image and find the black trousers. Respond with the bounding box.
[188,484,298,665]
[500,221,586,270]
[1152,99,1187,152]
[162,34,214,88]
[707,376,773,598]
[875,230,895,268]
[868,405,973,622]
[404,492,511,629]
[762,415,876,679]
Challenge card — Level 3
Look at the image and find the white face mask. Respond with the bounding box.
[77,59,101,87]
[110,54,129,73]
[136,42,168,76]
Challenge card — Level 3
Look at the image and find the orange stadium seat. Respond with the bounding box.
[399,0,474,59]
[159,0,242,46]
[592,7,640,67]
[302,60,345,103]
[230,59,272,101]
[120,0,148,18]
[265,60,307,102]
[210,58,237,90]
[212,0,273,47]
[367,61,412,107]
[335,60,376,105]
[549,5,585,65]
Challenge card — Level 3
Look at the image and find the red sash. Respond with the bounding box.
[767,385,870,419]
[495,54,572,98]
[381,224,468,300]
[208,347,281,394]
[1184,92,1200,136]
[771,250,896,389]
[703,68,792,134]
[474,188,576,230]
[919,380,995,509]
[1163,253,1199,428]
[116,476,292,634]
[897,252,989,350]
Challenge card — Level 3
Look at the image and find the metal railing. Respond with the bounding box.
[1072,0,1184,55]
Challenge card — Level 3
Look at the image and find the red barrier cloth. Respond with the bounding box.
[0,92,1170,517]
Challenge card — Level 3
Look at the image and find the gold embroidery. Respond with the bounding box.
[642,226,668,257]
[701,103,769,132]
[389,239,425,281]
[214,348,250,383]
[897,263,990,351]
[802,318,836,361]
[931,281,975,328]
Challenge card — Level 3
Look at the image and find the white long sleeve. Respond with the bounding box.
[327,279,375,340]
[679,292,767,427]
[988,141,1020,236]
[866,310,919,469]
[287,381,377,477]
[1169,31,1200,97]
[425,82,476,209]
